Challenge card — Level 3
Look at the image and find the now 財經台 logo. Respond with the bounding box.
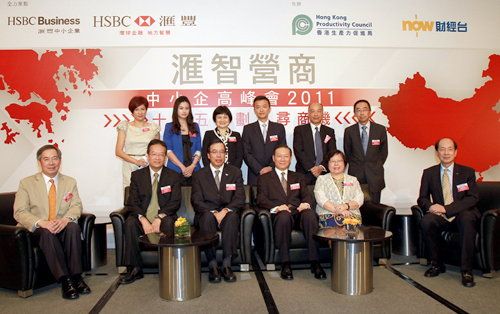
[402,14,468,37]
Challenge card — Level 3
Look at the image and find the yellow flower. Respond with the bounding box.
[344,217,361,226]
[175,217,189,227]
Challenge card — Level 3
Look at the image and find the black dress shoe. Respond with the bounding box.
[424,263,446,277]
[208,265,221,283]
[222,266,237,282]
[72,275,91,294]
[311,262,327,280]
[461,271,475,288]
[280,262,293,280]
[61,276,79,300]
[120,266,144,284]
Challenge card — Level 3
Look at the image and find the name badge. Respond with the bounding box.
[290,183,300,190]
[270,135,279,142]
[226,183,236,191]
[371,139,381,146]
[161,186,171,194]
[63,192,73,202]
[324,134,331,144]
[228,136,237,142]
[456,183,469,192]
[142,127,150,132]
[342,182,353,187]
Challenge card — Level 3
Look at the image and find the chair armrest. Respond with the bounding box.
[0,224,34,290]
[239,205,256,264]
[411,205,425,219]
[110,207,129,224]
[256,209,274,264]
[110,207,129,267]
[480,208,499,275]
[411,205,426,259]
[360,201,396,230]
[78,213,95,271]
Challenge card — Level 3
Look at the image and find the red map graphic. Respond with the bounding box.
[380,54,500,175]
[1,122,20,144]
[0,49,101,141]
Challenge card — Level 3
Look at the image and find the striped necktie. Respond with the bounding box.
[281,172,288,195]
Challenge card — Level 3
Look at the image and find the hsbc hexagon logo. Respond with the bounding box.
[134,16,155,27]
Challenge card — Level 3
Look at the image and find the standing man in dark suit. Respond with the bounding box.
[121,139,182,284]
[243,95,286,186]
[293,103,337,185]
[14,145,90,299]
[192,139,245,283]
[257,145,326,281]
[343,99,388,203]
[418,138,479,287]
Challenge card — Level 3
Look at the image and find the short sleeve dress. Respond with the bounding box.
[117,121,160,187]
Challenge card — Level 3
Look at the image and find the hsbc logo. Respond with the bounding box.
[134,16,155,27]
[93,15,156,27]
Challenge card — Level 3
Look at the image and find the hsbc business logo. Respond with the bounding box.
[134,16,155,27]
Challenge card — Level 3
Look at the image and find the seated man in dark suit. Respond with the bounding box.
[121,139,182,284]
[14,144,90,299]
[418,138,480,287]
[293,102,337,185]
[257,144,326,280]
[191,139,245,283]
[242,95,286,186]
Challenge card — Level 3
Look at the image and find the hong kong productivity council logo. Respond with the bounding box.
[292,14,313,35]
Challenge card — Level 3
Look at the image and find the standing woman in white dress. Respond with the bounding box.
[115,96,160,187]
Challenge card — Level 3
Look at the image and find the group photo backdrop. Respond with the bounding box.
[1,0,499,219]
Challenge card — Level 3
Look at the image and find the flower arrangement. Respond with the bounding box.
[174,217,190,238]
[343,216,361,237]
[343,217,361,226]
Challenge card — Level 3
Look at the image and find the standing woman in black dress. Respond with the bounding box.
[201,106,243,168]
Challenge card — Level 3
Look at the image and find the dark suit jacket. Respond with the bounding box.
[191,164,245,214]
[126,166,182,217]
[256,170,313,214]
[201,129,243,168]
[242,121,286,186]
[343,122,388,192]
[417,163,480,218]
[293,124,337,179]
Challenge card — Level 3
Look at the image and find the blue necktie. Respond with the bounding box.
[361,125,368,155]
[314,127,323,165]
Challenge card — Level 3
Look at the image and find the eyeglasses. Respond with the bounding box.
[209,150,226,155]
[41,157,60,162]
[355,108,370,113]
[329,159,344,164]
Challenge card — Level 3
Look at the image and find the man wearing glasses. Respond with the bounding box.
[343,99,388,203]
[192,139,245,283]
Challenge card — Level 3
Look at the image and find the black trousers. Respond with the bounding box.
[421,210,479,270]
[32,223,83,281]
[301,171,318,186]
[273,208,319,263]
[196,210,240,262]
[359,183,381,204]
[123,215,176,267]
